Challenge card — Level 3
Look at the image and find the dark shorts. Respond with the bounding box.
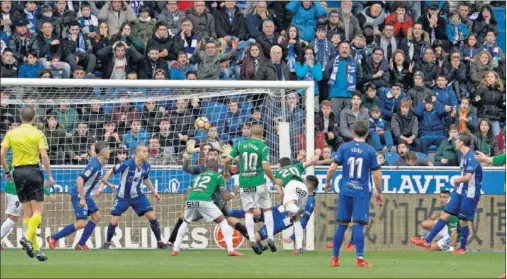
[111,195,153,217]
[12,165,44,203]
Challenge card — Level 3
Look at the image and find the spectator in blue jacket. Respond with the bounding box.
[123,119,151,156]
[378,83,406,122]
[286,1,327,42]
[246,1,273,40]
[295,47,322,96]
[446,10,468,49]
[220,99,247,143]
[325,41,363,117]
[18,50,43,78]
[433,75,458,126]
[413,95,447,154]
[23,1,38,34]
[170,51,194,80]
[369,106,395,152]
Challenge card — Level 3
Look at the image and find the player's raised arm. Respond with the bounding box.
[303,149,322,169]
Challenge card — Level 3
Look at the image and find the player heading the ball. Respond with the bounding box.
[223,124,283,255]
[274,149,321,254]
[172,158,242,256]
[101,145,168,249]
[326,119,383,268]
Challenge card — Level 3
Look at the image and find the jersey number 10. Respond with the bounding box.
[242,153,259,172]
[347,157,363,179]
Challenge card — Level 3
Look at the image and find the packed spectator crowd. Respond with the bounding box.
[0,0,505,167]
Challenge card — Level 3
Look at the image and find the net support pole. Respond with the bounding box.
[304,84,315,251]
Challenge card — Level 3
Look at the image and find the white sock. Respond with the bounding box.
[245,213,255,242]
[1,218,16,240]
[219,220,234,252]
[293,220,304,250]
[264,210,274,240]
[420,229,429,239]
[173,221,189,252]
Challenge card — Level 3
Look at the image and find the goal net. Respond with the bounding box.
[0,79,315,250]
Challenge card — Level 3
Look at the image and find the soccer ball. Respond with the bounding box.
[194,116,211,130]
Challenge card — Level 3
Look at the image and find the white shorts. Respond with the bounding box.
[240,184,271,211]
[283,180,308,210]
[5,194,22,217]
[183,201,223,223]
[437,235,451,251]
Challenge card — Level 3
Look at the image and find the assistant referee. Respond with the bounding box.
[1,106,55,262]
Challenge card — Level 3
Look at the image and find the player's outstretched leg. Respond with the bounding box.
[216,217,243,256]
[245,210,262,255]
[353,224,371,267]
[346,227,355,252]
[411,215,449,248]
[263,209,277,253]
[168,218,184,246]
[285,203,303,254]
[103,216,120,249]
[144,211,168,249]
[76,212,101,250]
[172,220,189,256]
[331,223,347,267]
[456,220,469,254]
[1,216,17,243]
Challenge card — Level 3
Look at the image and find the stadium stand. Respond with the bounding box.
[0,0,505,166]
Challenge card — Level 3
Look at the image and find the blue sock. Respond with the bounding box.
[425,219,447,243]
[349,228,355,245]
[52,224,77,241]
[332,224,348,258]
[78,221,96,246]
[353,224,365,258]
[150,219,161,242]
[106,223,116,243]
[460,225,469,250]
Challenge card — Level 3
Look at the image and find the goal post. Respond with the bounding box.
[0,78,315,250]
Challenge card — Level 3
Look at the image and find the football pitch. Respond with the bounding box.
[0,249,505,278]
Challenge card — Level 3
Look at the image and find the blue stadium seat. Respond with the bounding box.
[384,152,400,165]
[428,145,438,152]
[416,152,430,161]
[205,102,228,124]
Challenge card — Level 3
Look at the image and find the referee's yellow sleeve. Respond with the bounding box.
[38,133,49,150]
[1,133,11,149]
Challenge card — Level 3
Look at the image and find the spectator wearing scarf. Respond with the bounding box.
[325,41,362,116]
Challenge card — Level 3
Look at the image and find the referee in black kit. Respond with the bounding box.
[1,106,55,261]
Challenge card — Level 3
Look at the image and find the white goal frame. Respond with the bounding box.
[1,78,316,250]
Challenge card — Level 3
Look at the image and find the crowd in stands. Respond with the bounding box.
[0,0,506,167]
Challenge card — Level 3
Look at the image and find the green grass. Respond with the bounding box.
[0,249,504,278]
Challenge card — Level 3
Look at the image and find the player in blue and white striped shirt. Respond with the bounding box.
[47,142,114,250]
[101,145,168,249]
[412,132,482,254]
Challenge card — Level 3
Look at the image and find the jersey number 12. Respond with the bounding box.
[347,157,363,179]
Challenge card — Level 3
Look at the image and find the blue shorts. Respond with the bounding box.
[111,195,153,217]
[257,215,288,241]
[336,194,370,224]
[443,191,479,221]
[71,196,99,220]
